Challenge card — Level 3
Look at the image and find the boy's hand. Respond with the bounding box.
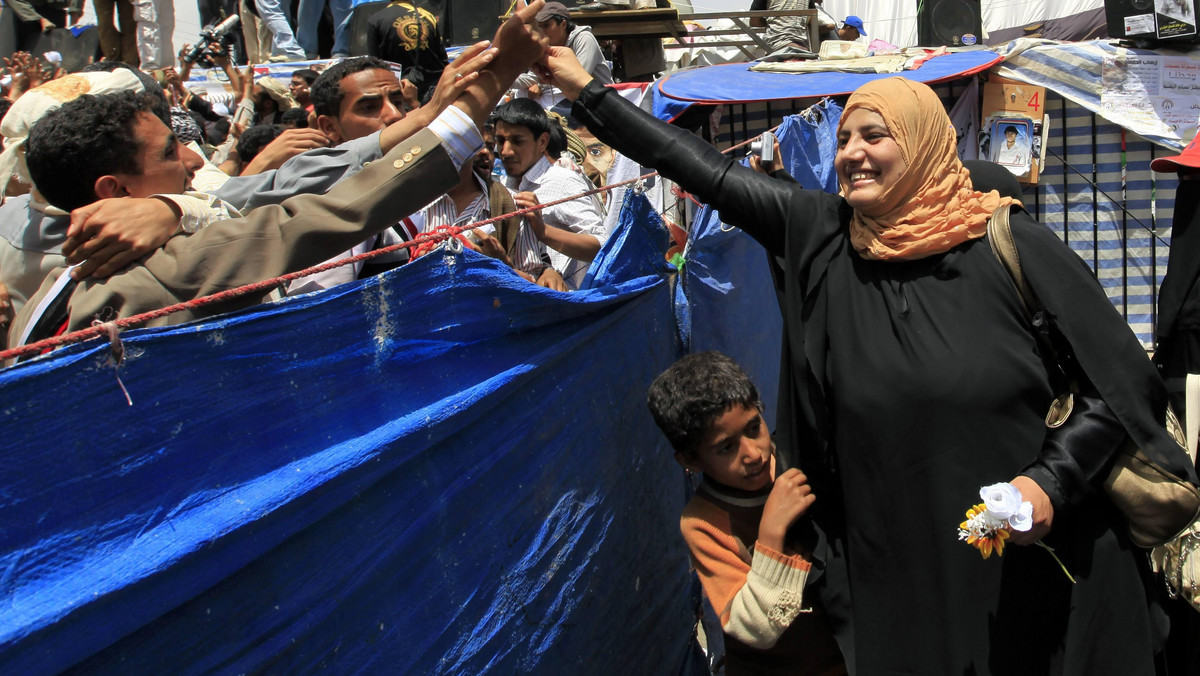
[758,468,815,553]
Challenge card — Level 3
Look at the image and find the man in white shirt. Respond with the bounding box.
[493,97,607,289]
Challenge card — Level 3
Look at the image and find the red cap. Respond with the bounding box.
[1152,133,1200,173]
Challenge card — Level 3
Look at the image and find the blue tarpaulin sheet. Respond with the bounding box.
[0,137,804,673]
[652,49,1002,121]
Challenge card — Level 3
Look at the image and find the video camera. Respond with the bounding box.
[182,14,241,65]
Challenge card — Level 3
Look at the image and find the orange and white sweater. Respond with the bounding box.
[680,478,812,650]
[680,478,846,676]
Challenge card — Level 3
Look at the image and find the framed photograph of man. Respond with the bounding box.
[989,118,1034,179]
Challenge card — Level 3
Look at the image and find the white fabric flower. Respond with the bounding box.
[980,482,1024,520]
[1008,501,1034,532]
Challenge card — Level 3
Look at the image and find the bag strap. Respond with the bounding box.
[987,205,1036,323]
[987,205,1061,365]
[987,205,1079,425]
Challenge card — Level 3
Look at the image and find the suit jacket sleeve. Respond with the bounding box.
[213,133,385,212]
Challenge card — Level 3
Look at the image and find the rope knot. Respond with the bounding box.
[91,319,132,406]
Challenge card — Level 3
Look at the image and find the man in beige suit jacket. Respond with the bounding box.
[8,1,550,351]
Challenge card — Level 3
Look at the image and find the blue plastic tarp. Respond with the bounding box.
[0,119,813,671]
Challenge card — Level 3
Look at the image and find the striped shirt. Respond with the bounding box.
[505,155,607,289]
[406,173,547,273]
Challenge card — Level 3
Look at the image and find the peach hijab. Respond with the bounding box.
[839,77,1017,261]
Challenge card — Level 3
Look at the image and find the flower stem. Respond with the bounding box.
[1036,541,1076,584]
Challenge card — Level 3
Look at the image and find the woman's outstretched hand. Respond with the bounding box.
[1007,475,1054,545]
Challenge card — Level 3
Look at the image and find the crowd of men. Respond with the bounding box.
[0,1,619,356]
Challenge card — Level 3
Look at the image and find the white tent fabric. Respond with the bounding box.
[783,0,1105,49]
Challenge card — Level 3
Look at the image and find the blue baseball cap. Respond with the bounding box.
[843,15,867,35]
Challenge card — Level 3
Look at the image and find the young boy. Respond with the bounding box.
[648,352,844,676]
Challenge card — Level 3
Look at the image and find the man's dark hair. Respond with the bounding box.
[647,351,762,457]
[310,56,393,117]
[490,97,550,139]
[27,91,160,212]
[280,107,309,128]
[1004,125,1018,136]
[237,124,284,163]
[548,16,576,36]
[292,68,318,85]
[80,61,170,123]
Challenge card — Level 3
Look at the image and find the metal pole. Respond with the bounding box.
[1121,128,1128,319]
[1091,113,1099,274]
[1061,96,1069,244]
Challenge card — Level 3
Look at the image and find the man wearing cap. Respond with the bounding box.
[514,1,611,99]
[1150,130,1200,676]
[1152,135,1200,424]
[839,15,866,41]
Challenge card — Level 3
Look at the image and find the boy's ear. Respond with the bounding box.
[674,451,699,474]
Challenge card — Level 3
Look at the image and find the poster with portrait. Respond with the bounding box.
[982,77,1046,184]
[1157,0,1198,39]
[989,118,1034,178]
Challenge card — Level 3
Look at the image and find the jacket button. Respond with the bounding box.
[393,159,405,169]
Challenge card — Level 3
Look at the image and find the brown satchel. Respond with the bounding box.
[986,205,1200,570]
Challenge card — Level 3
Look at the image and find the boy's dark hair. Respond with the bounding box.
[546,122,565,159]
[310,56,393,117]
[1004,125,1018,135]
[489,97,550,139]
[237,124,284,163]
[27,91,160,212]
[647,351,762,457]
[292,68,319,85]
[280,107,309,128]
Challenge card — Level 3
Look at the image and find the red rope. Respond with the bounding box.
[1,126,779,363]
